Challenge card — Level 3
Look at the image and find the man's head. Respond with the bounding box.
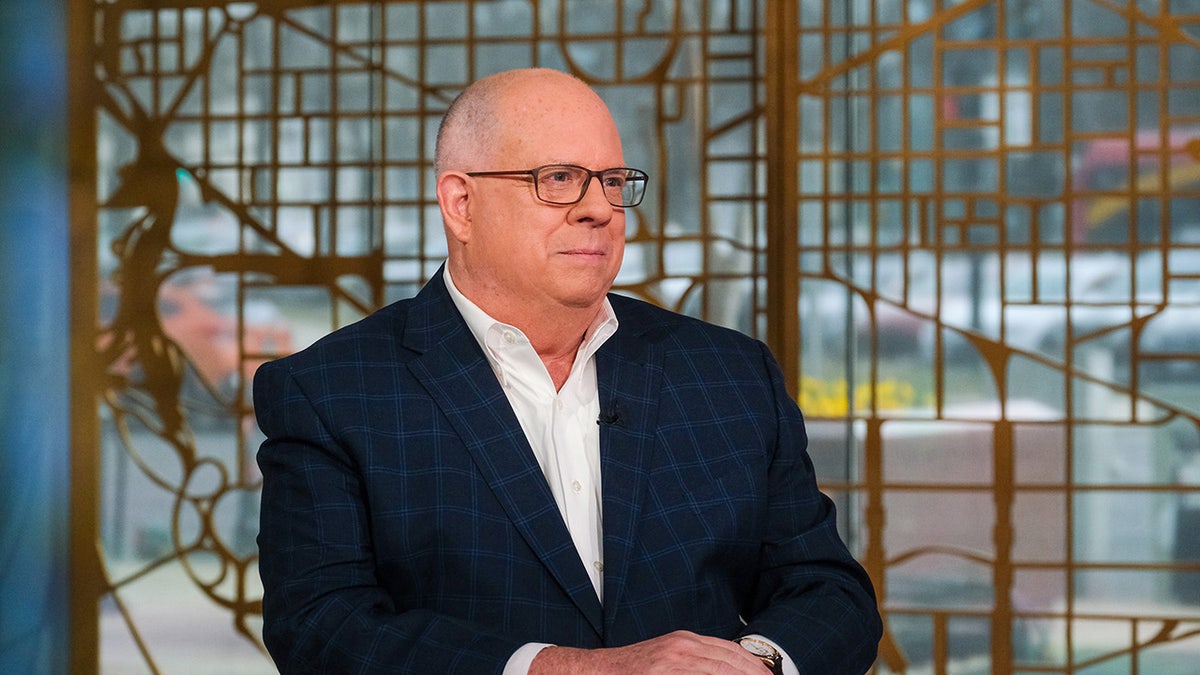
[434,68,631,328]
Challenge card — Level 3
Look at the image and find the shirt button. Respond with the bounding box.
[503,330,517,344]
[571,480,583,493]
[593,561,604,573]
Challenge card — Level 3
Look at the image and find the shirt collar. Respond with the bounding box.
[442,263,619,372]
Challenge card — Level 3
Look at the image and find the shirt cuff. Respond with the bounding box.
[503,642,554,675]
[742,633,798,675]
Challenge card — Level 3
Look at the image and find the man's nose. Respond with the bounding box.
[574,176,617,218]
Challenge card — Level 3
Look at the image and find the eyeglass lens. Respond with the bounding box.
[536,165,646,207]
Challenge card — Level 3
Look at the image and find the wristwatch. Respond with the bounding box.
[737,636,784,674]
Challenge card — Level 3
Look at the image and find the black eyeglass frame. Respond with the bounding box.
[465,164,649,208]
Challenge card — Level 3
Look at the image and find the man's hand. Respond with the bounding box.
[529,630,772,674]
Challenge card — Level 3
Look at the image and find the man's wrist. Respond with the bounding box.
[508,642,555,675]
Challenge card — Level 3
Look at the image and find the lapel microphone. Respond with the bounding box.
[597,400,620,426]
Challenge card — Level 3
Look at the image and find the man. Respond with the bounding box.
[255,68,881,674]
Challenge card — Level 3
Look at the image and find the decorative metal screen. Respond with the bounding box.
[785,1,1200,673]
[70,0,1200,673]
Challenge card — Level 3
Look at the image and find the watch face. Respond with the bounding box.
[738,638,779,660]
[741,641,772,657]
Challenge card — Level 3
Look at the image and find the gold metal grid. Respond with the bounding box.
[783,1,1200,672]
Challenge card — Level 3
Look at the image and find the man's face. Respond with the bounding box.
[459,82,627,318]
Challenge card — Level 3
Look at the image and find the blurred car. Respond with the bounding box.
[680,244,1200,381]
[1137,243,1200,378]
[158,269,292,395]
[101,266,294,425]
[989,253,1157,358]
[800,251,973,357]
[912,252,1186,367]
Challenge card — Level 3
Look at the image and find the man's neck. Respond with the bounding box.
[527,320,591,390]
[499,304,597,390]
[443,263,601,389]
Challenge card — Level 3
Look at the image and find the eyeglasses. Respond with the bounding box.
[466,164,648,208]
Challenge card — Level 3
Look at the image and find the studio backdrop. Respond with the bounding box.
[67,1,1200,672]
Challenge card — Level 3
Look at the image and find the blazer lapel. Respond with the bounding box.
[595,306,662,636]
[402,272,604,636]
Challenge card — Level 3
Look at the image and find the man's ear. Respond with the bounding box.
[437,172,472,244]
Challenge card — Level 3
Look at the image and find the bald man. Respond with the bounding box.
[255,68,881,674]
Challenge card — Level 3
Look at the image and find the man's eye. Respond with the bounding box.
[602,175,627,188]
[545,170,575,184]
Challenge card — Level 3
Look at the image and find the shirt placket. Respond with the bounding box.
[550,387,603,598]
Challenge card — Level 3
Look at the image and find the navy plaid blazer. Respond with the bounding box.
[255,270,881,674]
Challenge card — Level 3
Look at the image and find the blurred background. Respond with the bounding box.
[3,1,1200,673]
[0,0,69,673]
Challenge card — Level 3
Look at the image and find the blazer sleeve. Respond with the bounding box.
[253,358,522,675]
[738,340,883,674]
